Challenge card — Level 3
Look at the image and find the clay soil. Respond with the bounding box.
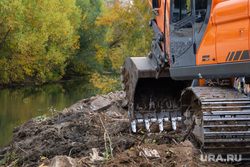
[0,92,243,167]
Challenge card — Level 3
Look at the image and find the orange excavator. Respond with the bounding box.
[121,0,250,160]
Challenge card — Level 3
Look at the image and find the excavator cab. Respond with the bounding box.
[170,0,209,69]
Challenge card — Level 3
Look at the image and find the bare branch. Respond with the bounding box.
[0,27,11,48]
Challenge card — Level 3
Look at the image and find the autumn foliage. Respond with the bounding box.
[0,0,153,87]
[0,0,81,84]
[95,0,153,71]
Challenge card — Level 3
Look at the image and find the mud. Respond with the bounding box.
[0,91,241,166]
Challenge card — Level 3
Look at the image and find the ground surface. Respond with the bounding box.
[0,91,244,167]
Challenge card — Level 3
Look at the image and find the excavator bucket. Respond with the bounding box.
[121,57,189,133]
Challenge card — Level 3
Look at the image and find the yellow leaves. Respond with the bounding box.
[0,0,81,84]
[96,14,117,27]
[83,23,89,30]
[107,44,127,71]
[94,0,153,73]
[95,44,108,64]
[70,35,80,52]
[132,51,137,57]
[82,13,87,21]
[90,72,120,94]
[40,156,47,161]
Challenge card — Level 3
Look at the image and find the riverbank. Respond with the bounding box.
[0,92,235,167]
[0,77,98,148]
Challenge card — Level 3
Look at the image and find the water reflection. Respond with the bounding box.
[0,78,96,147]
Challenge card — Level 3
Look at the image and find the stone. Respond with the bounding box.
[50,156,78,167]
[90,96,112,111]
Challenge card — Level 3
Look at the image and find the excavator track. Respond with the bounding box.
[182,87,250,161]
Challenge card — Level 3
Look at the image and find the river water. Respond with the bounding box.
[0,78,97,147]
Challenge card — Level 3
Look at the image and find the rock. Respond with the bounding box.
[108,91,123,104]
[90,96,112,111]
[141,147,160,159]
[50,156,78,167]
[89,148,107,162]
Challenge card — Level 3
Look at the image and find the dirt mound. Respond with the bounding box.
[106,140,233,167]
[0,91,240,166]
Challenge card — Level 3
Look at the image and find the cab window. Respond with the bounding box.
[172,0,192,23]
[152,0,161,8]
[195,0,207,23]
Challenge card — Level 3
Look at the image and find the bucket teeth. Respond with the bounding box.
[122,83,125,90]
[171,117,182,131]
[171,117,177,131]
[158,118,163,132]
[120,75,124,82]
[144,117,150,132]
[130,112,182,133]
[131,120,136,133]
[123,91,126,98]
[124,99,128,106]
[120,66,124,73]
[157,113,164,132]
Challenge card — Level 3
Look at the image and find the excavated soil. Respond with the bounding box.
[0,91,242,167]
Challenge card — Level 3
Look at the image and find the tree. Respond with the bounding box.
[0,0,81,84]
[89,0,154,93]
[95,0,154,71]
[66,0,108,75]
